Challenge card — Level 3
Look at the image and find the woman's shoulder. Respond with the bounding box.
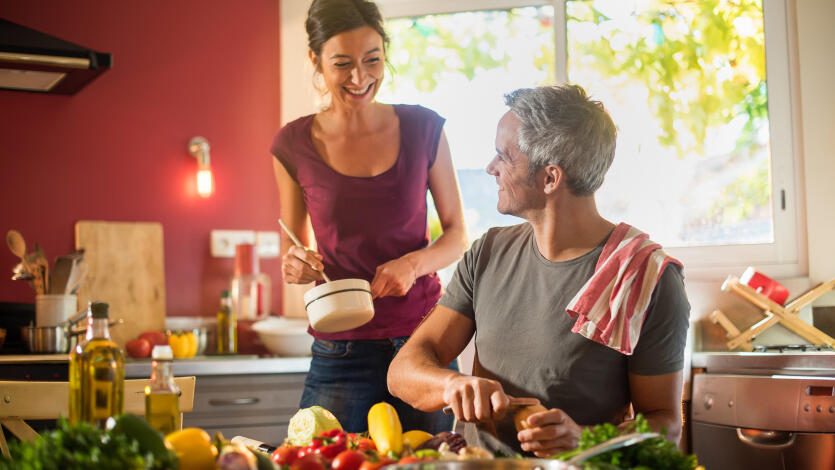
[271,113,316,155]
[393,103,444,124]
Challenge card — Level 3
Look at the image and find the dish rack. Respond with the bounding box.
[710,276,835,351]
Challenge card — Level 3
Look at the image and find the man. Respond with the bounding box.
[387,84,690,457]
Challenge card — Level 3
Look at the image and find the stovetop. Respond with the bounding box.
[750,344,834,353]
[692,346,835,376]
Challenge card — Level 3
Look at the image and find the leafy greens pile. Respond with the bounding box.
[552,414,699,470]
[0,417,172,470]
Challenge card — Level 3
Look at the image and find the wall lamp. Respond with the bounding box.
[188,136,213,198]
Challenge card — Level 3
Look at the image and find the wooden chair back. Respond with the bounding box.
[0,376,196,457]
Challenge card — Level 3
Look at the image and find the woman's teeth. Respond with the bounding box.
[346,84,373,95]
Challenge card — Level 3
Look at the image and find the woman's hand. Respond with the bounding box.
[281,245,325,284]
[370,256,418,298]
[516,408,582,458]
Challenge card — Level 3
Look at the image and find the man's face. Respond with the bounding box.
[486,111,545,217]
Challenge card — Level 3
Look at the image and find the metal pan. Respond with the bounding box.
[386,458,580,470]
[21,313,123,354]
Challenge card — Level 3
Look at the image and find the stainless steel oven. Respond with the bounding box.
[691,347,835,470]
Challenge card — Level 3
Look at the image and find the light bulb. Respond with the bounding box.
[197,168,213,198]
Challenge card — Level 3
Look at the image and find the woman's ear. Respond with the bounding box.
[542,165,563,195]
[308,49,320,71]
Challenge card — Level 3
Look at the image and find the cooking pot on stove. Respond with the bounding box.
[21,305,122,353]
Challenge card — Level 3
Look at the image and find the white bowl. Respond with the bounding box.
[303,278,374,333]
[252,316,313,356]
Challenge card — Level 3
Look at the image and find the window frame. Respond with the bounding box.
[280,0,806,280]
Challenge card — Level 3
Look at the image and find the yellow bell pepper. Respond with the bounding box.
[164,427,218,470]
[402,429,433,450]
[168,331,198,358]
[367,402,403,456]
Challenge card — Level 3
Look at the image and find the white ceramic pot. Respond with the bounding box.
[303,278,374,333]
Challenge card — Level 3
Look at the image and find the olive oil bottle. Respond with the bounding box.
[69,302,125,427]
[216,290,237,354]
[144,345,180,434]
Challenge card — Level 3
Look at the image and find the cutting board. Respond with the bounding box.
[75,221,166,347]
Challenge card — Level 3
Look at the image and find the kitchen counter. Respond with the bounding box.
[0,354,311,378]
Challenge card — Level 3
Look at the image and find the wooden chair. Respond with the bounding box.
[0,376,195,457]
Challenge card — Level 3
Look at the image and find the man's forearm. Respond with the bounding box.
[618,409,682,444]
[388,344,462,411]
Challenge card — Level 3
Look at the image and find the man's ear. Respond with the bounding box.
[542,165,563,195]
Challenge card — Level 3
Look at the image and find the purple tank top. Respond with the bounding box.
[270,104,445,340]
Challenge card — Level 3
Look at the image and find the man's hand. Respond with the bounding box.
[442,375,512,422]
[517,408,582,458]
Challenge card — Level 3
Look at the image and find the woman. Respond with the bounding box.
[270,0,468,433]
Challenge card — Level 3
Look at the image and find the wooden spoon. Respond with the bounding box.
[278,218,331,282]
[6,230,27,263]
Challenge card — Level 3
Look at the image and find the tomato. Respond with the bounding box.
[397,456,421,465]
[354,438,376,452]
[272,445,301,466]
[291,454,326,470]
[297,445,317,460]
[125,338,151,358]
[139,330,169,347]
[359,457,394,470]
[313,441,346,461]
[331,450,366,470]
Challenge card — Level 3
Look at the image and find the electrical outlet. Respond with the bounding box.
[210,230,256,257]
[256,231,280,258]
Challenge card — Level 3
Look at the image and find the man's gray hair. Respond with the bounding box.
[504,85,617,196]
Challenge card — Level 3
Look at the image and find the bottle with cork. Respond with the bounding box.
[231,243,271,321]
[68,302,125,427]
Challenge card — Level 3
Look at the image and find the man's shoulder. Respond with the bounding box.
[483,222,531,242]
[472,223,531,253]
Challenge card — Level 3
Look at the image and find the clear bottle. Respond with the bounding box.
[216,290,237,354]
[69,302,125,427]
[144,345,180,435]
[231,243,271,320]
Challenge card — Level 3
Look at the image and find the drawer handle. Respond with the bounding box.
[736,428,796,449]
[209,397,260,406]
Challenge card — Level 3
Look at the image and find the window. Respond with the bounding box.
[374,0,802,278]
[279,0,804,279]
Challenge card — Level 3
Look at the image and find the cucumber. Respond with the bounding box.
[107,413,178,467]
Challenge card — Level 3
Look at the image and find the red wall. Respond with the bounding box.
[0,1,283,318]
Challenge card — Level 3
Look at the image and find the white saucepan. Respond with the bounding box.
[303,278,374,333]
[278,219,375,333]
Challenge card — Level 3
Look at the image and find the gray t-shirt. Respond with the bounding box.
[439,223,690,454]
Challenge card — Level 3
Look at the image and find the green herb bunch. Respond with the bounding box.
[553,414,699,470]
[0,417,169,470]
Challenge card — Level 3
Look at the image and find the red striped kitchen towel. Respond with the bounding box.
[566,223,682,355]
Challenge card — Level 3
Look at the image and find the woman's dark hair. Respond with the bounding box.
[306,0,390,60]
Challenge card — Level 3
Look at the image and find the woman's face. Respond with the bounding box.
[312,25,385,110]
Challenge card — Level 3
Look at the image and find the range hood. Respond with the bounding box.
[0,18,112,95]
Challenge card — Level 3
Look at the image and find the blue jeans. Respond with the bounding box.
[300,336,457,434]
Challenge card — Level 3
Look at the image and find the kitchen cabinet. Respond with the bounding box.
[183,373,306,445]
